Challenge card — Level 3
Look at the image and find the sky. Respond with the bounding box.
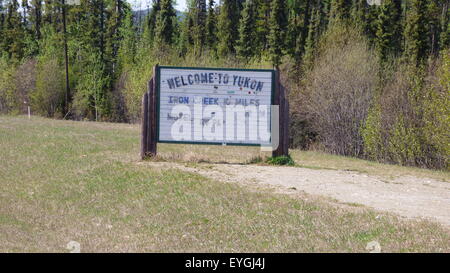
[127,0,188,11]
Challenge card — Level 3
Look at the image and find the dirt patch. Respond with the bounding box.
[141,161,450,227]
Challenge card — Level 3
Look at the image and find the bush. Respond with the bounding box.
[73,51,108,121]
[30,57,64,117]
[266,155,295,166]
[122,45,158,122]
[421,50,449,169]
[0,57,19,114]
[296,24,379,156]
[0,57,36,114]
[29,27,65,117]
[361,103,384,161]
[362,51,449,169]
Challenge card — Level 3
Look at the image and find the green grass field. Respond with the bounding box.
[0,116,448,252]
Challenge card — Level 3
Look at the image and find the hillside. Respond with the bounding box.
[0,116,448,252]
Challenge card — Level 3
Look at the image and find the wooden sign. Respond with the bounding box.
[141,65,289,159]
[157,66,274,145]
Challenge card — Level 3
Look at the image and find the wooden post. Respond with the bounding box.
[272,68,289,157]
[148,74,157,156]
[140,92,149,159]
[141,65,159,159]
[146,77,155,151]
[281,85,289,156]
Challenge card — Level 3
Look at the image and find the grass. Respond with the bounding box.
[289,150,450,182]
[266,155,295,166]
[0,115,449,252]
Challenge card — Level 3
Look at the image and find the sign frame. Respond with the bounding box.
[155,65,276,147]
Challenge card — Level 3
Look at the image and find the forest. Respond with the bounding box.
[0,0,448,169]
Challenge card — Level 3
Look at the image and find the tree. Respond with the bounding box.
[105,0,125,76]
[2,0,26,60]
[254,0,271,52]
[376,0,403,63]
[236,0,256,60]
[304,5,321,67]
[217,0,241,57]
[42,0,58,27]
[268,0,287,67]
[329,0,352,23]
[29,0,43,40]
[286,0,310,60]
[183,0,208,55]
[142,0,161,47]
[205,0,217,49]
[154,0,176,49]
[0,0,6,56]
[73,50,107,120]
[177,11,194,56]
[31,25,65,117]
[116,4,136,70]
[194,0,207,53]
[404,0,430,65]
[439,0,449,49]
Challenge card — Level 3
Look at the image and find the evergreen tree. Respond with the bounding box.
[154,0,176,48]
[29,0,43,42]
[304,5,321,67]
[217,0,241,57]
[2,0,26,60]
[350,0,365,25]
[217,0,235,56]
[365,0,380,42]
[195,0,207,52]
[43,0,58,28]
[329,0,352,22]
[205,0,217,49]
[236,0,256,59]
[268,0,287,67]
[427,0,438,55]
[286,0,308,59]
[427,0,447,55]
[105,0,125,75]
[116,3,136,70]
[0,0,6,56]
[404,0,430,65]
[142,0,161,47]
[376,0,402,63]
[439,0,449,50]
[21,0,29,25]
[254,0,271,51]
[178,11,194,56]
[184,0,207,55]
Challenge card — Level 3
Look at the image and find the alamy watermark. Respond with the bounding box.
[366,241,382,253]
[167,100,279,151]
[66,240,80,253]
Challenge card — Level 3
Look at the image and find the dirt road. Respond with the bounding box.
[147,162,450,227]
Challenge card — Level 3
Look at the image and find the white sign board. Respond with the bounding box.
[157,66,274,146]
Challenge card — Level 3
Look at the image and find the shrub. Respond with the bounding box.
[298,24,379,156]
[73,51,108,121]
[31,57,64,117]
[0,57,19,114]
[266,155,295,166]
[362,103,385,161]
[421,50,450,169]
[362,51,449,169]
[30,27,65,117]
